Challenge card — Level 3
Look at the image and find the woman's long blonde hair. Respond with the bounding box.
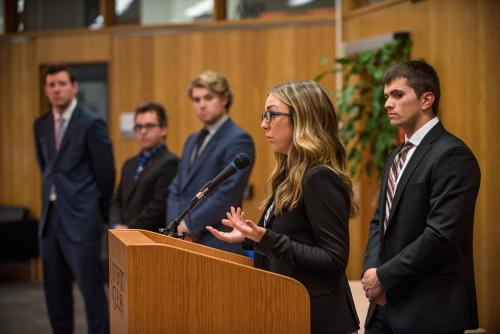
[264,80,357,216]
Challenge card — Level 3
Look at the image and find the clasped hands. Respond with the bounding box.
[361,268,387,306]
[206,206,266,243]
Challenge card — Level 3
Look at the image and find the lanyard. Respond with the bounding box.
[263,201,275,228]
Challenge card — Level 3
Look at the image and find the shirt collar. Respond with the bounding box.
[405,117,439,146]
[53,98,77,122]
[140,143,164,157]
[206,114,229,135]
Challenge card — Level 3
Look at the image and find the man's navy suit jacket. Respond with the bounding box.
[34,105,115,242]
[167,118,254,254]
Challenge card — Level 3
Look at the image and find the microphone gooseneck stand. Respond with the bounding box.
[159,152,251,239]
[160,187,209,239]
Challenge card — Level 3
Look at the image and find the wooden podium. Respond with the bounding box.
[108,229,310,333]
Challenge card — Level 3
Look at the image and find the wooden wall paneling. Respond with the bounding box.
[343,2,427,279]
[153,29,267,221]
[230,28,272,221]
[5,7,496,326]
[12,41,39,216]
[226,27,280,221]
[201,30,240,77]
[36,32,111,64]
[340,0,433,282]
[424,0,499,330]
[100,0,116,27]
[343,0,429,59]
[152,33,204,158]
[476,0,500,329]
[343,0,500,330]
[241,22,334,221]
[261,28,294,86]
[151,34,185,156]
[110,34,155,174]
[341,0,427,279]
[294,25,334,82]
[151,21,336,222]
[0,38,40,217]
[0,41,13,205]
[426,0,500,330]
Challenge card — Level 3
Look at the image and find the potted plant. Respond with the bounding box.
[316,36,412,178]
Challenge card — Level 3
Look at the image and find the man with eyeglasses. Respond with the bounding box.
[110,102,178,231]
[167,70,255,254]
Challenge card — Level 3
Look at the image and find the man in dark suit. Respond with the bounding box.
[110,102,178,231]
[362,61,481,334]
[34,65,115,333]
[167,70,254,254]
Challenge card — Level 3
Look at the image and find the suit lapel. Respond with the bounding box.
[179,134,200,191]
[385,123,444,233]
[124,147,165,203]
[39,112,58,177]
[45,113,57,162]
[123,156,139,205]
[186,133,219,178]
[54,106,80,163]
[181,119,232,191]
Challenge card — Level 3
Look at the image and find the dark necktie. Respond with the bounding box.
[50,115,66,200]
[55,116,66,151]
[190,128,209,164]
[134,144,163,181]
[384,141,414,232]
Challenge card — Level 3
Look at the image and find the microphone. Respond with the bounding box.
[197,153,251,197]
[164,153,251,238]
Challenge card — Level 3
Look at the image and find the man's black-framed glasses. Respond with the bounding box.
[261,111,293,123]
[134,123,160,132]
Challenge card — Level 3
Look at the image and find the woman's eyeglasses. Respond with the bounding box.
[261,111,292,123]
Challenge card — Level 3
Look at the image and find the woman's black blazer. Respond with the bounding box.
[253,166,359,334]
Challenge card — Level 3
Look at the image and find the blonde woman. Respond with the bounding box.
[207,80,359,333]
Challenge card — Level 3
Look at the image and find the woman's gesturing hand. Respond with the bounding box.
[206,207,266,243]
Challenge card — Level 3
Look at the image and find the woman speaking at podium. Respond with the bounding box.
[207,80,359,334]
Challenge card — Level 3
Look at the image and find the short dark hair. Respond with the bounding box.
[135,102,168,127]
[384,60,441,115]
[44,64,77,84]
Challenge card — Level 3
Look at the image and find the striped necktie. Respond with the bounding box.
[384,141,414,232]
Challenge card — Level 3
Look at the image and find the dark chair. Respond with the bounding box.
[0,205,39,279]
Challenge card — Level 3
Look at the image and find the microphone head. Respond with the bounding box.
[234,153,251,170]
